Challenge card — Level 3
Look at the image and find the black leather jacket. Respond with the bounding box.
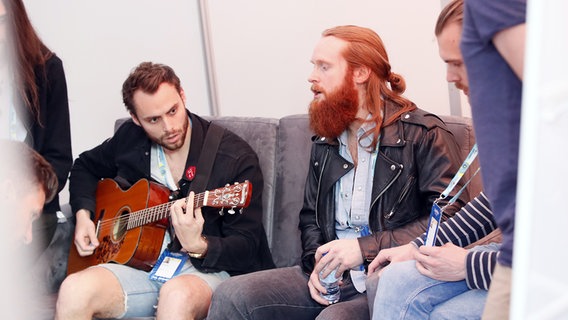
[299,102,470,273]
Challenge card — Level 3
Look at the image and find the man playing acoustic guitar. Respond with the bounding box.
[56,62,274,320]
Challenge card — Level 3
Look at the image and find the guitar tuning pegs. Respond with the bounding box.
[225,183,230,187]
[239,208,244,214]
[228,207,235,214]
[218,208,224,216]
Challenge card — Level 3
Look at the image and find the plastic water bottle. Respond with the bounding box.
[319,265,340,304]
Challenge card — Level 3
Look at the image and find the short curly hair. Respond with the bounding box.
[121,62,182,115]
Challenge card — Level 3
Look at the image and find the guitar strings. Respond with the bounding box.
[96,193,207,233]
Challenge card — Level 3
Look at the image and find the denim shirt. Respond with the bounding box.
[335,120,377,240]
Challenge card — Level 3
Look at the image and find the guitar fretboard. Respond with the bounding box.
[126,192,209,230]
[98,192,209,231]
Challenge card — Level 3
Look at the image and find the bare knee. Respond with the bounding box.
[56,267,125,319]
[157,276,212,320]
[57,272,92,311]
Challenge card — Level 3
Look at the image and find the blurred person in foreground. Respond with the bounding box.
[0,140,58,319]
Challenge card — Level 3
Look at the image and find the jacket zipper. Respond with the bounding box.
[384,175,415,220]
[314,148,330,230]
[369,163,403,232]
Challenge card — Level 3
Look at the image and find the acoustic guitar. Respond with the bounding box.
[66,178,251,275]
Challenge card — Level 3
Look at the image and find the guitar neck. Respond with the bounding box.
[126,191,209,230]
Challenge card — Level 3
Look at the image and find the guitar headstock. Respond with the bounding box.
[202,181,252,213]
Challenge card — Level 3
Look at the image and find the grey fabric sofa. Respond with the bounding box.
[41,113,481,319]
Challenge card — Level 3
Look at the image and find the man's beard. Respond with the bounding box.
[309,77,359,139]
[157,115,189,151]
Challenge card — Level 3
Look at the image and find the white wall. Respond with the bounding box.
[24,0,211,155]
[23,0,465,203]
[512,0,568,318]
[206,0,455,118]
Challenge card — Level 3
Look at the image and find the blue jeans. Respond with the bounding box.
[371,260,487,320]
[207,265,369,320]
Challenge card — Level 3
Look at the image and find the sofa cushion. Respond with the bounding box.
[205,116,279,246]
[271,114,313,267]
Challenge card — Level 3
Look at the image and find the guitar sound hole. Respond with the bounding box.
[112,209,130,241]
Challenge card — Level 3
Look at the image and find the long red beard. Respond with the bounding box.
[309,77,359,139]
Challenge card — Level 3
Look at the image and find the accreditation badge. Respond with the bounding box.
[149,249,188,282]
[424,202,443,247]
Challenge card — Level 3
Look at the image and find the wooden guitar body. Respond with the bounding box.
[67,179,171,274]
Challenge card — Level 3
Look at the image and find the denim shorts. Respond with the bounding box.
[99,261,230,319]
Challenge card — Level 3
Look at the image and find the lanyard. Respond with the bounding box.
[436,143,479,208]
[438,143,478,200]
[156,145,178,191]
[441,167,480,211]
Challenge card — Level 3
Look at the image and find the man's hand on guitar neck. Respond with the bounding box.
[74,209,100,256]
[171,192,208,257]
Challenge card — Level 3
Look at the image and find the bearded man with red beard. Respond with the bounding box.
[207,25,470,320]
[56,62,274,320]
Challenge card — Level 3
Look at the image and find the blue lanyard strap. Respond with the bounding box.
[438,143,478,201]
[441,167,481,211]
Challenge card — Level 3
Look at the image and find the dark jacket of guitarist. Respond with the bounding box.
[69,110,275,276]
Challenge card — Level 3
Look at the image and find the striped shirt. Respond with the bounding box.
[412,192,499,290]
